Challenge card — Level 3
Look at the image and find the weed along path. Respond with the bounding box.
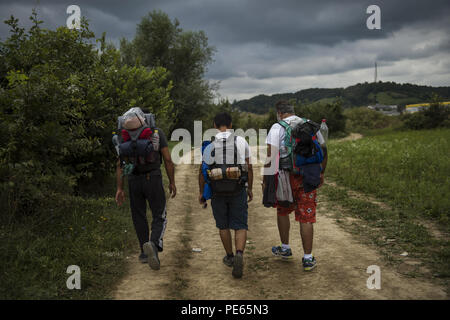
[114,161,447,300]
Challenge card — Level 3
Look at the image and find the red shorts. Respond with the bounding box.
[276,174,317,223]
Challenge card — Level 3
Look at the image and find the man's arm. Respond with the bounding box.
[198,166,205,204]
[115,158,125,206]
[161,146,176,198]
[319,146,328,187]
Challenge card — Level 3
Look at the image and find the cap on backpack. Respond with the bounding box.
[123,116,144,130]
[121,107,146,130]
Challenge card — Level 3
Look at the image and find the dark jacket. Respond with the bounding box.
[299,163,322,193]
[262,174,277,207]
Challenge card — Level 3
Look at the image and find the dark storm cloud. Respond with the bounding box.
[0,0,449,100]
[2,0,449,47]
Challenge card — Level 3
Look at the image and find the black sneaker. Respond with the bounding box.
[232,252,244,278]
[143,241,160,270]
[302,256,317,271]
[138,252,148,263]
[223,255,234,267]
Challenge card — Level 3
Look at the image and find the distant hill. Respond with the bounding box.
[232,82,450,114]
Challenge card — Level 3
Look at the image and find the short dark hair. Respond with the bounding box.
[213,112,232,128]
[275,100,294,114]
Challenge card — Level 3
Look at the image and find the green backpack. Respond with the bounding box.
[278,118,324,174]
[278,119,304,174]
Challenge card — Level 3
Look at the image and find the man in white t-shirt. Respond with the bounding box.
[199,112,253,278]
[263,100,328,271]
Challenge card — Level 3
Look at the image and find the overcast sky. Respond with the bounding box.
[1,0,449,101]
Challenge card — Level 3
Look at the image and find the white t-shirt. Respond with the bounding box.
[266,115,325,149]
[203,130,250,165]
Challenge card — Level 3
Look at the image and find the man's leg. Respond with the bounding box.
[146,173,167,252]
[230,189,249,253]
[296,187,317,271]
[235,229,247,252]
[229,189,248,278]
[141,173,166,270]
[300,222,313,254]
[233,229,246,279]
[271,213,293,259]
[128,175,150,253]
[277,214,290,244]
[296,188,317,255]
[272,173,299,258]
[211,196,233,255]
[219,229,233,255]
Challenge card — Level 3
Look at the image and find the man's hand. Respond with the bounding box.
[319,173,325,188]
[198,193,204,205]
[115,189,125,206]
[169,183,177,198]
[247,188,253,202]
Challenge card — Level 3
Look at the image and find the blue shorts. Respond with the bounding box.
[211,188,248,230]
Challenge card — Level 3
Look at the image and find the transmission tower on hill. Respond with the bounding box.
[374,61,378,83]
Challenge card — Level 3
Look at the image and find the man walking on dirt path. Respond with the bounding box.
[115,108,176,271]
[199,112,253,278]
[263,101,327,271]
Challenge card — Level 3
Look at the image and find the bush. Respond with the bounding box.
[0,13,173,218]
[344,107,400,133]
[403,102,450,130]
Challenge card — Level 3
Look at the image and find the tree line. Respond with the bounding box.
[233,82,450,114]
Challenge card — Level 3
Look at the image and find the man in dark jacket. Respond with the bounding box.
[115,109,176,271]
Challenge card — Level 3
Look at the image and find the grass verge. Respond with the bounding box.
[0,185,135,299]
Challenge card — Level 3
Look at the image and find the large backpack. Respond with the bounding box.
[116,108,160,175]
[205,134,248,196]
[278,118,324,174]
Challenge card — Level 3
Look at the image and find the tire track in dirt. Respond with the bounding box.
[326,180,450,242]
[114,161,447,299]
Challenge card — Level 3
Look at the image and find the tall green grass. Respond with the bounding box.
[0,182,135,299]
[327,128,450,227]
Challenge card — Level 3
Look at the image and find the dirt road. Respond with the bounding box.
[114,161,447,300]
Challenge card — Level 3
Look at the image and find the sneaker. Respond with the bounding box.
[143,241,160,270]
[302,256,317,271]
[271,245,293,259]
[232,252,244,278]
[223,255,234,267]
[138,252,148,263]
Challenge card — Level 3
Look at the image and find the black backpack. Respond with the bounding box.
[207,134,248,196]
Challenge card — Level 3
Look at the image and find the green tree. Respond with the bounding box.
[295,100,346,136]
[261,108,278,130]
[120,10,215,134]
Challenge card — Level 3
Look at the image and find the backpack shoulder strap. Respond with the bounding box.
[278,120,293,149]
[210,142,216,158]
[233,135,238,163]
[278,120,290,130]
